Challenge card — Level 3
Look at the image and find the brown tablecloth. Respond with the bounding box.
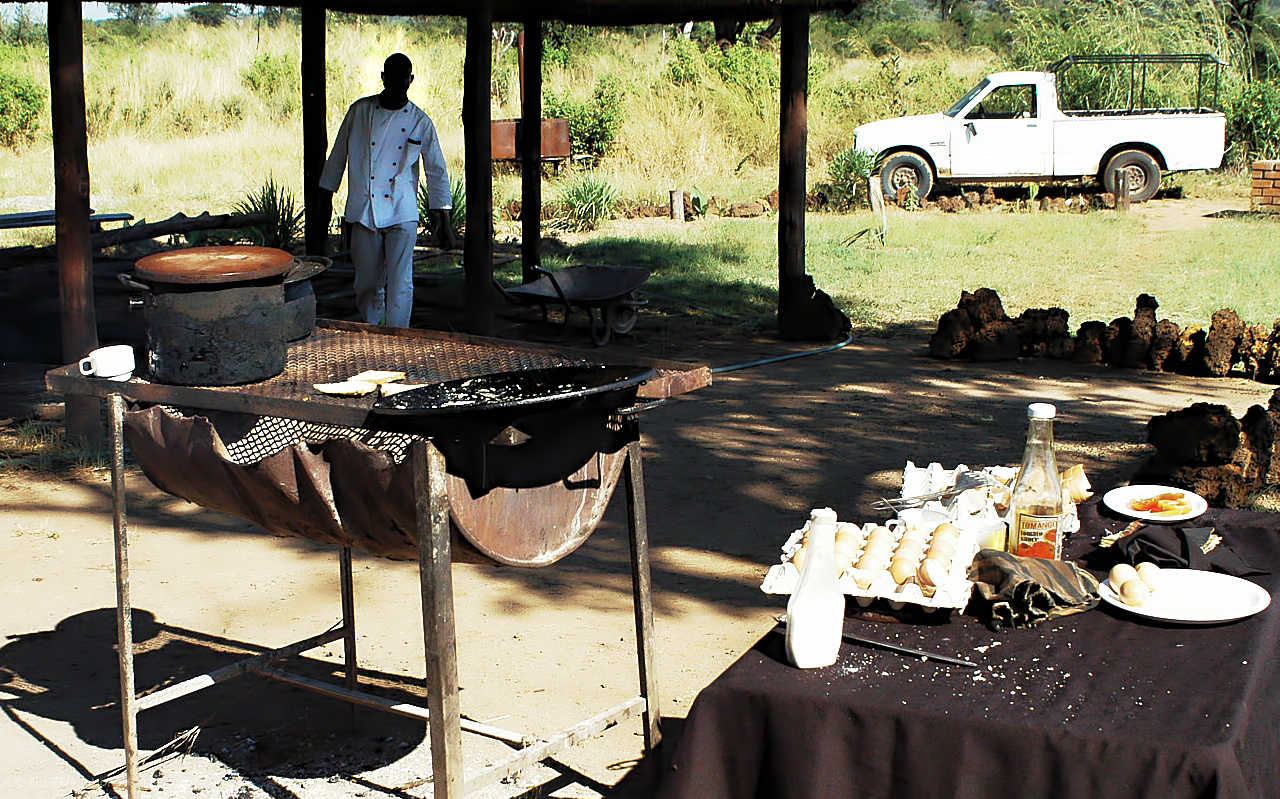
[658,499,1280,799]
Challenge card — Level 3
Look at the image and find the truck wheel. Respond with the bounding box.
[1103,150,1161,203]
[881,152,934,203]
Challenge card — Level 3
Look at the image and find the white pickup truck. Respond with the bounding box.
[853,56,1227,203]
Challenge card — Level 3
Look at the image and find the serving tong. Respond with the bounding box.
[872,470,997,513]
[774,615,978,668]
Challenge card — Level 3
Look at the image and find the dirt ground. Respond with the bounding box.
[2,196,1274,799]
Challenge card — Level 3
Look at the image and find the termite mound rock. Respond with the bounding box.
[1134,393,1280,508]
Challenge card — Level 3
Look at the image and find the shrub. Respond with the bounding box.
[243,52,299,97]
[1227,79,1280,163]
[243,52,300,118]
[0,70,44,149]
[545,74,624,158]
[664,36,702,86]
[829,146,879,208]
[187,4,234,27]
[232,177,303,249]
[549,172,618,233]
[542,21,593,70]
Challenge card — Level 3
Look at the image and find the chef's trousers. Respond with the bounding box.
[350,220,417,327]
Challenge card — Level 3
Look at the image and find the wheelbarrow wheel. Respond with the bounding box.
[589,308,612,346]
[607,294,640,335]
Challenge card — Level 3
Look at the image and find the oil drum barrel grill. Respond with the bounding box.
[46,320,710,799]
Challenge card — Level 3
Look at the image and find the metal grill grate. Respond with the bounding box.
[208,327,590,403]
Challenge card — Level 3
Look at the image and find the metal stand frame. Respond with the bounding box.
[103,393,661,799]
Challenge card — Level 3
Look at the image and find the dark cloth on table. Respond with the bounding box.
[967,548,1100,630]
[657,499,1280,799]
[1118,524,1269,576]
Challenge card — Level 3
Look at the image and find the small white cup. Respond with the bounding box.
[79,344,135,381]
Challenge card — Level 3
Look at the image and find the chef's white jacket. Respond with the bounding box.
[319,95,452,230]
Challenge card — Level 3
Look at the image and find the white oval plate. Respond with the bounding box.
[1100,570,1270,624]
[1102,484,1208,523]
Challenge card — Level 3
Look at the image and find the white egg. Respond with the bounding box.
[1109,564,1140,587]
[1119,579,1150,606]
[1136,561,1162,591]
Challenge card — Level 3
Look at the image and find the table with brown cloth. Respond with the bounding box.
[657,498,1280,799]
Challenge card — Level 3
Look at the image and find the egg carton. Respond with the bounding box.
[759,517,981,612]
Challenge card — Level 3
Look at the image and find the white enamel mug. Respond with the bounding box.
[78,344,135,381]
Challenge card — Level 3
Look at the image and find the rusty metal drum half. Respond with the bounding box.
[134,246,294,386]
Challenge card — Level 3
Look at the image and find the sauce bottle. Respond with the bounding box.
[1007,403,1064,560]
[786,508,845,668]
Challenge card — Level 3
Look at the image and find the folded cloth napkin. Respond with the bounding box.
[966,549,1100,631]
[1117,525,1268,576]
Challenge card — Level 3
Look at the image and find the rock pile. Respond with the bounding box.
[1134,393,1280,507]
[930,288,1280,381]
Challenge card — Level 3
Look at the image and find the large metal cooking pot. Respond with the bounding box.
[125,246,294,386]
[283,255,331,341]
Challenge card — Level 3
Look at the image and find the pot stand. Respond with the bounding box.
[99,393,660,799]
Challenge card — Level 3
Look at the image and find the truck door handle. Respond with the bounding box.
[965,122,976,136]
[1027,123,1038,127]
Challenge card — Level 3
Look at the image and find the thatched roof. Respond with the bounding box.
[291,0,858,25]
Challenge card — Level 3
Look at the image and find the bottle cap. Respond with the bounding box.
[809,507,838,524]
[1028,402,1056,419]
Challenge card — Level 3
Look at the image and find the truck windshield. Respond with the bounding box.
[945,78,990,117]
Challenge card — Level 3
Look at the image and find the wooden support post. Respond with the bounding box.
[777,8,809,335]
[339,546,358,726]
[463,2,496,335]
[414,439,464,798]
[108,394,140,799]
[670,190,684,223]
[624,437,662,750]
[520,23,543,284]
[1116,170,1130,212]
[302,6,329,256]
[48,0,100,443]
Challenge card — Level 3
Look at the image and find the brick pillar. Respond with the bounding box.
[1251,160,1280,212]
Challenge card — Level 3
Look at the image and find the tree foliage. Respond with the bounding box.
[106,3,159,27]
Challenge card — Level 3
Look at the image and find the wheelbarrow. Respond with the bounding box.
[494,264,650,346]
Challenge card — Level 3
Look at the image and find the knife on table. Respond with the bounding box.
[774,615,979,668]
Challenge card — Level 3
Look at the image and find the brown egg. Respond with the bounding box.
[916,558,950,588]
[867,525,896,545]
[834,537,860,566]
[791,546,808,575]
[931,522,961,540]
[856,551,887,573]
[893,538,925,561]
[927,538,957,561]
[854,570,878,589]
[835,523,864,547]
[862,538,895,560]
[889,558,917,585]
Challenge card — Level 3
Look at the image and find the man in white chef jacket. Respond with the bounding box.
[319,52,457,327]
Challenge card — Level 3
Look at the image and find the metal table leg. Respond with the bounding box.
[414,438,465,797]
[624,435,662,750]
[108,393,141,799]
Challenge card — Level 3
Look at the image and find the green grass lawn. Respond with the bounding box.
[539,203,1280,335]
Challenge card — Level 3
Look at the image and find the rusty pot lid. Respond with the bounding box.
[135,245,295,284]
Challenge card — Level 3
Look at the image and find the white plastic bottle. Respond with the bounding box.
[786,508,845,668]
